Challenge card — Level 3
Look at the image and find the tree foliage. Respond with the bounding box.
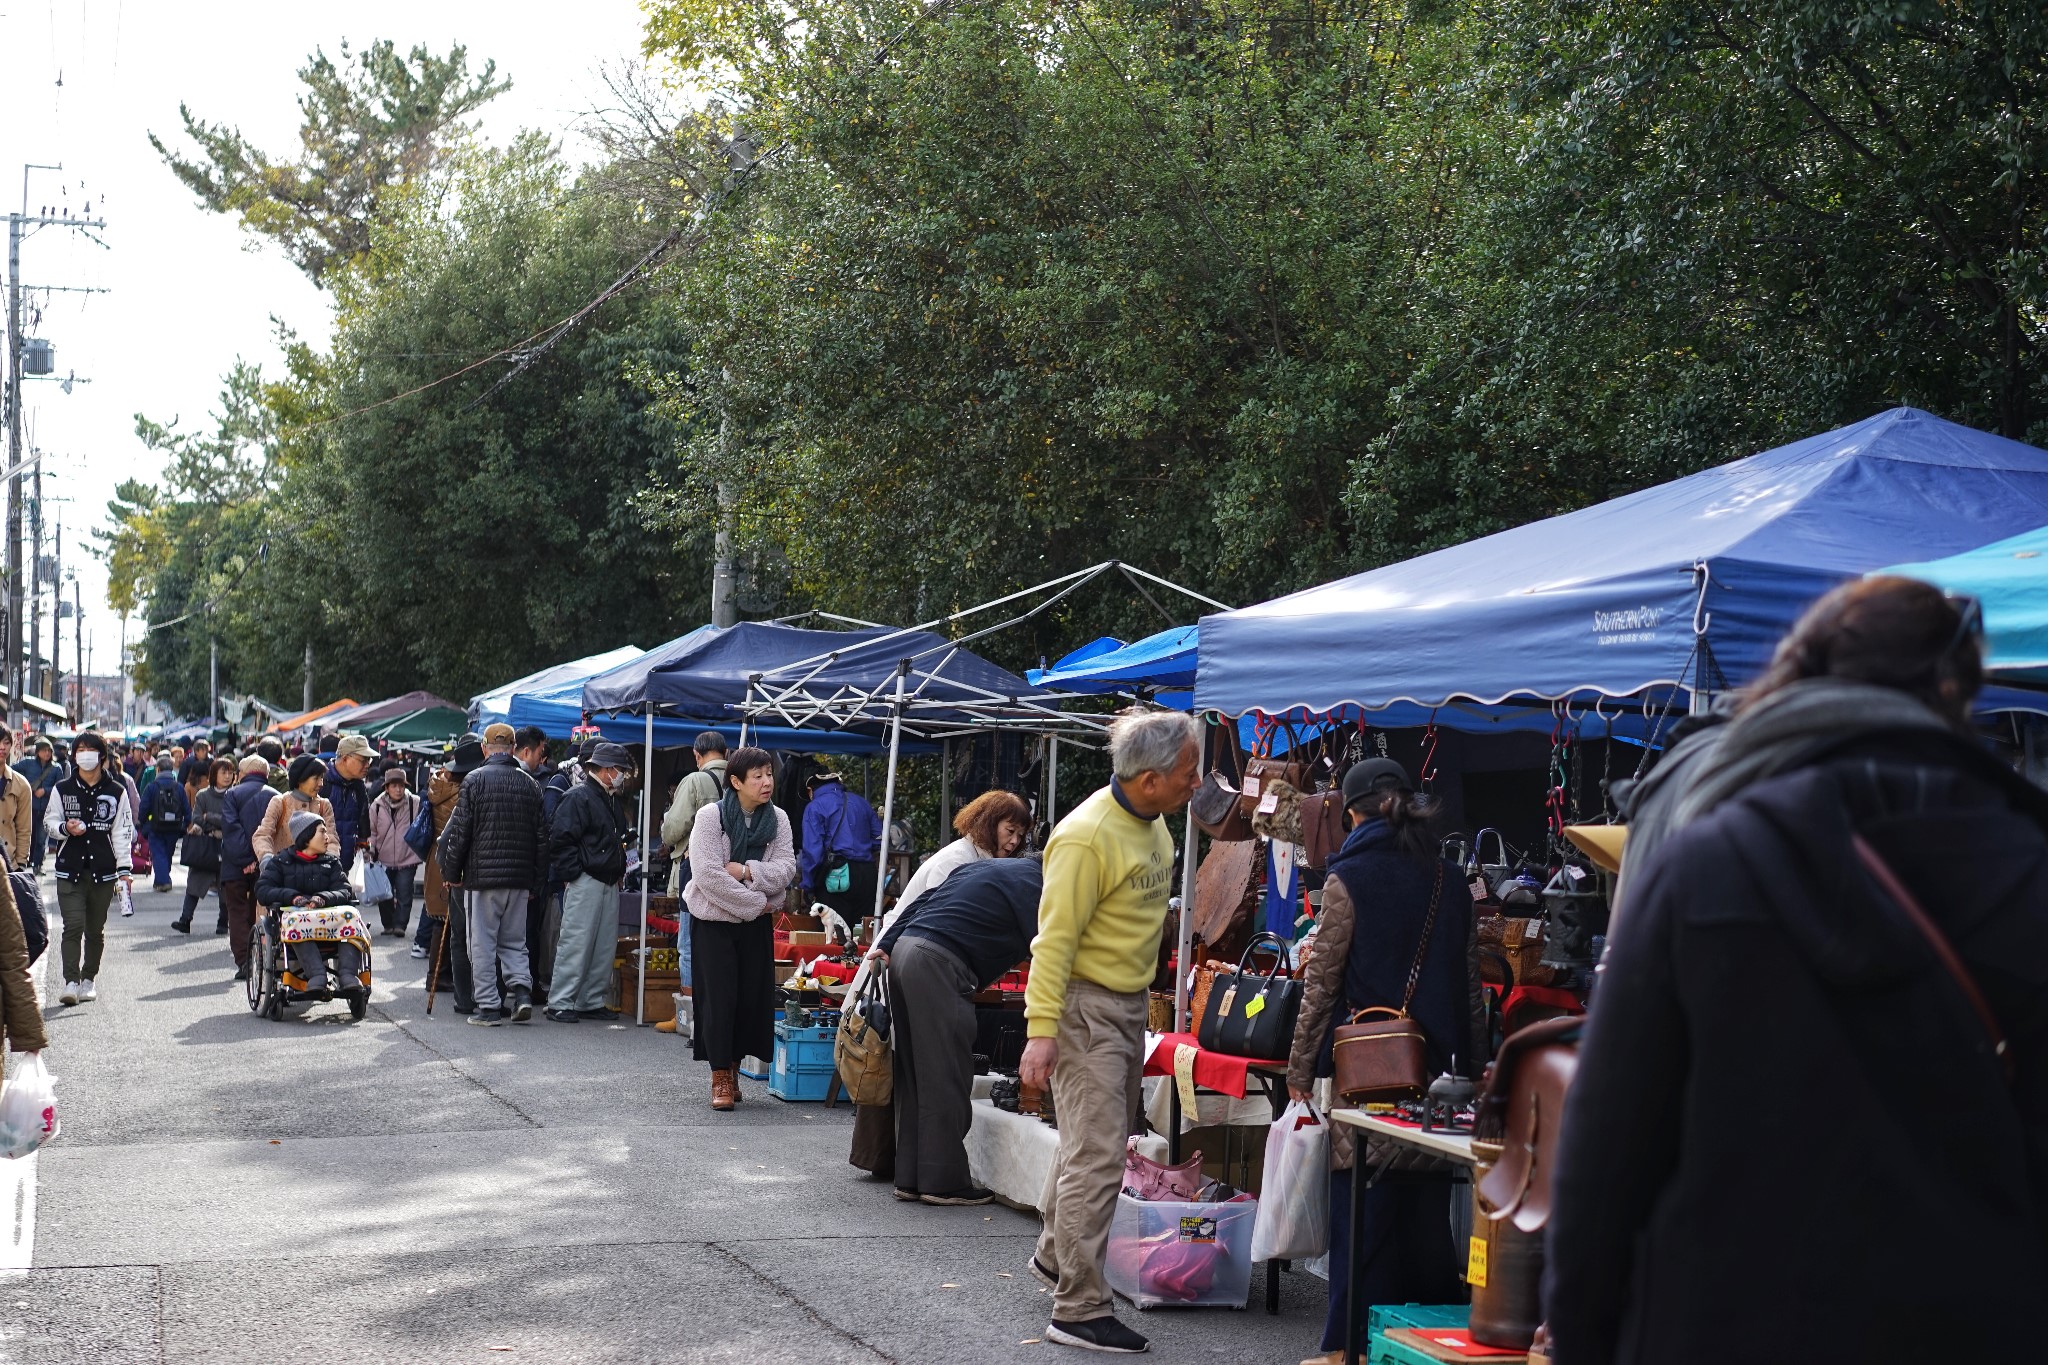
[150,41,511,283]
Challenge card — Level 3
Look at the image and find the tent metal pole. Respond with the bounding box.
[873,662,909,927]
[1174,731,1206,1034]
[638,708,653,1026]
[1047,735,1059,827]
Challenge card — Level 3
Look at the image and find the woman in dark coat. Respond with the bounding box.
[172,758,236,934]
[1287,756,1482,1365]
[1545,578,2048,1365]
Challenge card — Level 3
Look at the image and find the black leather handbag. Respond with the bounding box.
[1196,931,1301,1060]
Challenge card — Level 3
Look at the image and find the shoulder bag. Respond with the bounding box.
[2,846,43,965]
[1190,738,1253,841]
[403,791,437,862]
[1331,862,1445,1103]
[835,970,893,1105]
[1196,930,1301,1060]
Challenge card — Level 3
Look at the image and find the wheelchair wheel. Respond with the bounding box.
[252,921,282,1020]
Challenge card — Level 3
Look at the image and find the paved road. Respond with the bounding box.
[6,875,1327,1363]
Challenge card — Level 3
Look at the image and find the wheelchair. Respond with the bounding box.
[247,902,374,1021]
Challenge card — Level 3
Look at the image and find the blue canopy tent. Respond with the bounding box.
[471,646,644,734]
[1029,624,1200,701]
[1888,524,2048,685]
[1199,408,2048,729]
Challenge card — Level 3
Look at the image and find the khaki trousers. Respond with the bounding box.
[1034,978,1147,1322]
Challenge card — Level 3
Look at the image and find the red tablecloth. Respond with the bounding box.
[1142,1032,1287,1100]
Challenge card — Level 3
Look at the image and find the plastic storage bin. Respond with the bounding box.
[769,1020,837,1101]
[1104,1192,1257,1309]
[1365,1305,1478,1365]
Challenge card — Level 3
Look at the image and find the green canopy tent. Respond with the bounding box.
[363,706,467,745]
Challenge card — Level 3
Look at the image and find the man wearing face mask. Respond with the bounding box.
[543,743,633,1023]
[45,731,136,1005]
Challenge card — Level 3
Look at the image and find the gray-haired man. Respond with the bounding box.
[1021,710,1200,1355]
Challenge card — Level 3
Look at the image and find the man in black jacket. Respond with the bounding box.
[544,743,632,1023]
[438,723,546,1026]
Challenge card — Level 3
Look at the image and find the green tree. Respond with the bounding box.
[150,40,510,283]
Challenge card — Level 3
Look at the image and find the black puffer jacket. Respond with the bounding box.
[1545,732,2048,1365]
[255,849,356,908]
[437,754,546,891]
[548,777,627,886]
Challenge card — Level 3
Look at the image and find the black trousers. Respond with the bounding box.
[690,914,776,1070]
[526,889,557,996]
[434,888,477,1012]
[888,935,979,1196]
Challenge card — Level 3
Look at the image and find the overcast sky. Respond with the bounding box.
[0,1,654,689]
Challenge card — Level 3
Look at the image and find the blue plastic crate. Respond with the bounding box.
[1367,1305,1468,1337]
[775,1020,837,1068]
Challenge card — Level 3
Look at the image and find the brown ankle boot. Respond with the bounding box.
[711,1068,737,1111]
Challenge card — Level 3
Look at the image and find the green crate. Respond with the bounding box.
[1368,1334,1441,1365]
[1367,1304,1469,1337]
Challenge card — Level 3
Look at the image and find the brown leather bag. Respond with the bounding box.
[1331,863,1446,1103]
[1190,736,1254,841]
[1238,731,1307,824]
[1192,838,1260,948]
[1469,1014,1582,1350]
[1299,789,1347,870]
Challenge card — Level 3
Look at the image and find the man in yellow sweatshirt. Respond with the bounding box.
[1022,709,1199,1354]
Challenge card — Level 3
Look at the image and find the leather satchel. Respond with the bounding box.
[1473,1014,1582,1234]
[1192,838,1260,948]
[1331,863,1446,1103]
[1190,738,1254,841]
[1299,789,1347,870]
[834,973,894,1106]
[1237,726,1308,824]
[1196,931,1300,1060]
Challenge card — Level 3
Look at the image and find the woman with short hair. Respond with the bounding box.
[682,747,798,1112]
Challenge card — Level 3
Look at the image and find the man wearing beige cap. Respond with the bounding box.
[322,733,377,872]
[438,722,546,1024]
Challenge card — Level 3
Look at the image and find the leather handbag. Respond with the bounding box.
[1237,725,1308,823]
[834,972,894,1106]
[1192,838,1260,949]
[1124,1136,1205,1200]
[1298,789,1347,870]
[1331,863,1446,1103]
[1190,740,1253,841]
[1470,1014,1583,1351]
[1196,931,1300,1060]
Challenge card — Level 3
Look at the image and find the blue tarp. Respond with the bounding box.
[1888,524,2048,684]
[1029,625,1199,695]
[583,621,1040,722]
[1199,408,2048,725]
[472,646,644,733]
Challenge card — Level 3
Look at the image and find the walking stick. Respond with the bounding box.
[426,898,448,1015]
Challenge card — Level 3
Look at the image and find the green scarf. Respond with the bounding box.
[720,790,776,866]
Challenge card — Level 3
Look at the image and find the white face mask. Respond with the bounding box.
[75,752,100,772]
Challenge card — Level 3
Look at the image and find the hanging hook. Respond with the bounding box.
[1419,709,1441,789]
[1692,560,1714,637]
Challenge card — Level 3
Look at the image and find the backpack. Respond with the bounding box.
[403,791,437,861]
[149,783,184,832]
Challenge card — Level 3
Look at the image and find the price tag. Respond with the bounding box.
[1242,774,1262,798]
[1174,1043,1199,1116]
[1467,1234,1488,1288]
[1245,993,1266,1019]
[1256,790,1280,815]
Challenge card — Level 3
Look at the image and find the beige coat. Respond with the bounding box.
[251,790,337,863]
[0,871,45,1054]
[0,765,31,869]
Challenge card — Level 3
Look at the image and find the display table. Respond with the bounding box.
[964,1075,1169,1212]
[1328,1111,1481,1365]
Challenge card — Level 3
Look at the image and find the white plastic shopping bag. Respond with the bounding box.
[1251,1098,1329,1262]
[360,860,393,905]
[0,1053,59,1159]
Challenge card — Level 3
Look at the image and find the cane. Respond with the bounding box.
[421,908,446,1015]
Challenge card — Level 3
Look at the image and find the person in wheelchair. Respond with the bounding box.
[257,812,366,1001]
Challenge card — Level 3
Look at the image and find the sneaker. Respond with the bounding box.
[508,991,533,1024]
[466,1012,503,1027]
[1029,1257,1060,1290]
[78,979,97,1003]
[409,944,427,959]
[1046,1318,1149,1354]
[920,1187,997,1207]
[170,919,191,934]
[578,1007,621,1021]
[59,981,79,1005]
[544,1007,580,1023]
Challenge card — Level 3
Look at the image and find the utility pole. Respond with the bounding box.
[72,575,81,723]
[302,640,313,712]
[710,370,738,629]
[7,162,106,732]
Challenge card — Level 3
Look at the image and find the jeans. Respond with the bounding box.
[27,817,46,872]
[146,832,178,887]
[57,878,117,981]
[382,864,418,933]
